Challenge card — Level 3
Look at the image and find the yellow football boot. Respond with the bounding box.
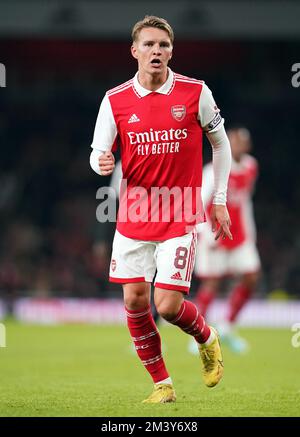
[198,327,224,387]
[142,384,176,404]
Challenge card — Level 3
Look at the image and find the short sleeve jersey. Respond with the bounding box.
[91,68,223,241]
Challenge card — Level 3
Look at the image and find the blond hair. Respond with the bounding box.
[132,15,174,44]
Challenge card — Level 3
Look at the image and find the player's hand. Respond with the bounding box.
[99,151,115,176]
[210,204,233,241]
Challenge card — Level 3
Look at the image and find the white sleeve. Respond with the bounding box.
[196,164,215,233]
[206,125,232,205]
[201,163,215,208]
[89,148,104,175]
[91,94,117,152]
[198,83,224,133]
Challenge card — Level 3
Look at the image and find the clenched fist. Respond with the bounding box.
[99,151,115,176]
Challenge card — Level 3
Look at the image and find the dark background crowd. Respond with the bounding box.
[0,20,300,301]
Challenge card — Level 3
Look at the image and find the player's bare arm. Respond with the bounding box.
[98,151,115,176]
[211,204,232,240]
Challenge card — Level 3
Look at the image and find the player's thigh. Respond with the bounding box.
[154,230,197,295]
[229,241,261,275]
[109,230,156,283]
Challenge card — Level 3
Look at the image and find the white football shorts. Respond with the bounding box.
[109,229,197,294]
[194,232,261,278]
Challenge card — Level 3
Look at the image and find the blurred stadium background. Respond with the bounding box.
[0,0,299,322]
[0,0,300,417]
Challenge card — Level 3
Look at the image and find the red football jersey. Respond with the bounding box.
[107,73,207,241]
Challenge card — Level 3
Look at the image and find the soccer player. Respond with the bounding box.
[90,16,232,403]
[190,126,261,354]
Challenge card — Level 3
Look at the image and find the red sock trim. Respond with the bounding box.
[125,305,169,383]
[170,300,211,343]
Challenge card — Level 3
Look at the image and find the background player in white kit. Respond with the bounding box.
[90,16,232,403]
[190,126,261,354]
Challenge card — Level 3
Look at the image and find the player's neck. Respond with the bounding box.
[137,69,168,91]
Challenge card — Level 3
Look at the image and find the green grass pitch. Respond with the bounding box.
[0,320,299,417]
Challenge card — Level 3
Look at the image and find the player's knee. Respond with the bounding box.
[124,294,149,310]
[156,301,180,322]
[123,283,150,310]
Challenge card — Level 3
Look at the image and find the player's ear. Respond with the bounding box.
[131,44,138,60]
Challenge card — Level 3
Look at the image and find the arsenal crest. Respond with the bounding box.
[171,105,186,122]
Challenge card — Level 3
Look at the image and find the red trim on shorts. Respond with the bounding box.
[109,276,146,284]
[155,282,190,294]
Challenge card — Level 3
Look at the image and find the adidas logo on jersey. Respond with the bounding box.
[128,113,140,123]
[171,271,183,280]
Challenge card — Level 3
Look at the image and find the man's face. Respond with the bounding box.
[131,27,173,75]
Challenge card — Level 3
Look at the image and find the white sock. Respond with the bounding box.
[155,377,173,385]
[203,329,216,346]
